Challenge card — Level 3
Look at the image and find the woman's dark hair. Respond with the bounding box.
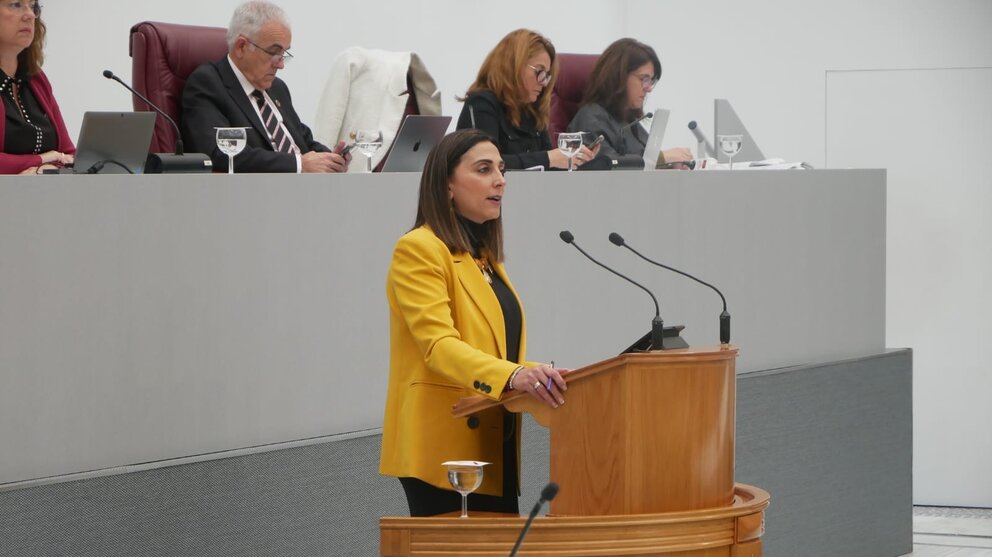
[582,38,661,123]
[18,16,47,76]
[415,129,504,262]
[464,28,558,131]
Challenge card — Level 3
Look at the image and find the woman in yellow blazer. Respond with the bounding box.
[380,129,567,517]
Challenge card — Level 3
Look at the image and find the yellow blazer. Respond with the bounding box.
[379,226,535,496]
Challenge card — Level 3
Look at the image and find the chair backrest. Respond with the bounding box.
[129,21,229,153]
[549,53,600,144]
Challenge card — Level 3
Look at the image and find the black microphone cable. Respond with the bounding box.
[86,159,135,175]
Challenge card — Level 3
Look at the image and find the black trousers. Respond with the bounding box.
[399,411,520,517]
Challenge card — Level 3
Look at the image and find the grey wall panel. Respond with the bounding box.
[1,351,911,557]
[0,434,405,557]
[737,349,913,557]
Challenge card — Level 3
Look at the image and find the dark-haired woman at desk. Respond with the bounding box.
[0,0,74,175]
[456,28,598,170]
[567,38,690,169]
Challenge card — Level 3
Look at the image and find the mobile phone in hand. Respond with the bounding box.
[588,135,605,149]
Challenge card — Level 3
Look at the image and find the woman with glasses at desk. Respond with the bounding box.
[456,29,599,171]
[567,38,691,169]
[0,0,74,174]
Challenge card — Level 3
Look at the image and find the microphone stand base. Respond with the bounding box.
[623,325,688,353]
[145,153,213,174]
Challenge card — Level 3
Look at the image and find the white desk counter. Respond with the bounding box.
[0,169,885,485]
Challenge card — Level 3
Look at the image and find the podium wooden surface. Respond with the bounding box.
[380,484,768,556]
[382,346,769,556]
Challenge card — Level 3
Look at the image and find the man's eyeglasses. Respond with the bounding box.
[3,1,42,17]
[633,73,658,89]
[244,37,294,64]
[527,65,552,86]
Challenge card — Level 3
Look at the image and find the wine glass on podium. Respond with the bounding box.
[443,460,489,518]
[215,127,247,174]
[717,134,743,170]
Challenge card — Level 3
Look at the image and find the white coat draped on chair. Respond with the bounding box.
[314,47,442,172]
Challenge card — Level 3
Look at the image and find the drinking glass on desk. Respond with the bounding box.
[352,130,383,173]
[717,134,743,170]
[443,460,488,518]
[215,127,247,174]
[557,132,583,172]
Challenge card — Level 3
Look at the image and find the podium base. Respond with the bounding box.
[380,483,769,557]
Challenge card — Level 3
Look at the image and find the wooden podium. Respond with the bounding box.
[380,346,769,556]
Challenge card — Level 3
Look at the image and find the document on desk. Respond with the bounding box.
[702,158,809,170]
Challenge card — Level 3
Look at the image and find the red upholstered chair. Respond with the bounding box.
[129,21,230,153]
[549,53,599,144]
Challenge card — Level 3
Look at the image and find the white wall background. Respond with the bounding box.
[826,68,992,508]
[31,0,992,506]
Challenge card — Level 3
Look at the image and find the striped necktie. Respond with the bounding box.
[250,89,294,154]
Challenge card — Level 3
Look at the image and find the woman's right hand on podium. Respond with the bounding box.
[511,364,568,408]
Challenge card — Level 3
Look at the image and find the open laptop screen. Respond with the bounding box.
[73,111,155,174]
[379,115,451,173]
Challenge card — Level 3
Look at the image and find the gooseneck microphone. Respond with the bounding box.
[508,482,559,557]
[688,120,716,158]
[621,111,653,132]
[613,112,655,170]
[102,70,211,173]
[103,69,184,155]
[609,232,731,344]
[559,231,665,350]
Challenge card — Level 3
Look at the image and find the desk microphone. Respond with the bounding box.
[102,69,211,173]
[688,120,716,158]
[508,482,559,557]
[103,70,184,155]
[614,112,654,169]
[621,111,653,132]
[609,232,731,344]
[559,231,665,350]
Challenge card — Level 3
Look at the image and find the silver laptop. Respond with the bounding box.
[380,115,452,173]
[714,99,765,163]
[72,111,155,174]
[641,108,670,170]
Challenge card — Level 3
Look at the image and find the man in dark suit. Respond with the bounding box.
[181,1,349,173]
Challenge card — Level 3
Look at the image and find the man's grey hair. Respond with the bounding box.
[227,1,290,49]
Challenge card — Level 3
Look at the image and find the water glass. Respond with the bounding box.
[216,127,247,174]
[717,134,743,170]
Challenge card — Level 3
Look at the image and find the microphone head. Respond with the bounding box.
[688,120,698,130]
[540,482,560,501]
[608,232,625,246]
[559,230,574,244]
[644,112,653,119]
[102,70,114,79]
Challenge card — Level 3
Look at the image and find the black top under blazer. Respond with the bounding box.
[181,58,330,173]
[456,90,551,170]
